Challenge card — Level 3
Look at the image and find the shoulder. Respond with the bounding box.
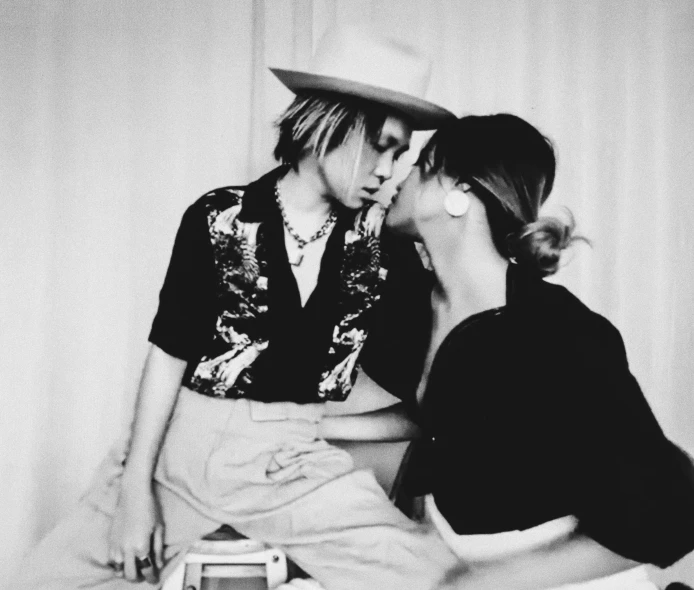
[554,286,624,351]
[515,274,589,317]
[520,277,619,335]
[509,275,629,371]
[176,185,249,236]
[188,185,247,216]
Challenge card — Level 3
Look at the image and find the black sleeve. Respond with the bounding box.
[148,201,217,361]
[359,233,431,411]
[571,314,694,568]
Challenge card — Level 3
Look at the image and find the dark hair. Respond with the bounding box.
[419,113,583,277]
[274,92,390,169]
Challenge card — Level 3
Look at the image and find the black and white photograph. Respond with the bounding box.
[2,1,694,589]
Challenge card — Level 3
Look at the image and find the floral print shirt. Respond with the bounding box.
[149,167,423,403]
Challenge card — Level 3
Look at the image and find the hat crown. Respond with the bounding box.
[309,26,432,100]
[269,26,455,129]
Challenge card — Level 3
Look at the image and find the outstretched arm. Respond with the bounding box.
[320,370,420,441]
[319,402,420,441]
[109,344,187,583]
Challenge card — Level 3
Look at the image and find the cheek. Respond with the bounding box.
[411,184,444,226]
[399,173,423,210]
[357,148,380,180]
[322,154,351,195]
[413,193,433,218]
[331,146,377,196]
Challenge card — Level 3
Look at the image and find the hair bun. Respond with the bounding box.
[510,211,582,277]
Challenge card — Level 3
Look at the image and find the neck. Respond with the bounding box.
[423,221,509,319]
[277,161,333,217]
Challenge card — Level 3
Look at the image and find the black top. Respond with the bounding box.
[149,167,425,403]
[363,263,694,568]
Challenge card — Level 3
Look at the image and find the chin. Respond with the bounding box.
[342,196,368,210]
[384,211,410,236]
[386,209,422,241]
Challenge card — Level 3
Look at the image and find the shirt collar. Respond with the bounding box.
[506,262,550,308]
[238,165,359,227]
[237,166,287,223]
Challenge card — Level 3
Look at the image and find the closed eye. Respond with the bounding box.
[394,145,410,161]
[374,137,410,159]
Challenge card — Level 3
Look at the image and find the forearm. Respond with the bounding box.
[319,403,421,441]
[440,533,639,590]
[121,344,187,488]
[324,369,401,416]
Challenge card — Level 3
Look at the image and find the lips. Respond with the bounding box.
[363,187,380,196]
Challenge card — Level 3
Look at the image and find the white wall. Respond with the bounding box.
[1,0,693,585]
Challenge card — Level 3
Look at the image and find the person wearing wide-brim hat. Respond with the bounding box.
[12,26,460,590]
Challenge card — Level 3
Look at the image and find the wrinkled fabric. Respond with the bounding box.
[12,388,459,590]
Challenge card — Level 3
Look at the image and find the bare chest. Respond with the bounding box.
[284,226,330,306]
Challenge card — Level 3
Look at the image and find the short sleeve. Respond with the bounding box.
[148,201,217,361]
[571,314,694,568]
[359,232,431,410]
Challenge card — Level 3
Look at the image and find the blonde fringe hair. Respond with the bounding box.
[274,93,387,196]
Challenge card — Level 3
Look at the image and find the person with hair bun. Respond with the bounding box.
[328,113,694,589]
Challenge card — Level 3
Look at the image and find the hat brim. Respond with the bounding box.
[270,68,455,130]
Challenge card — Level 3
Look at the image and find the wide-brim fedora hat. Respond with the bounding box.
[269,26,455,130]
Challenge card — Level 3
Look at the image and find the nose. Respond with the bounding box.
[374,153,395,183]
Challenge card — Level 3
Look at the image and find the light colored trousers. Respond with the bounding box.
[12,388,458,590]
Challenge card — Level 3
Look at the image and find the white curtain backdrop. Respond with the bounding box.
[2,0,693,585]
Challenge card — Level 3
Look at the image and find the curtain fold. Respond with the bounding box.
[1,0,692,583]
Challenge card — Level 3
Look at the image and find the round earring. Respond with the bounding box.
[443,189,470,217]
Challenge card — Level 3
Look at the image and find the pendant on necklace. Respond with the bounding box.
[289,247,304,267]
